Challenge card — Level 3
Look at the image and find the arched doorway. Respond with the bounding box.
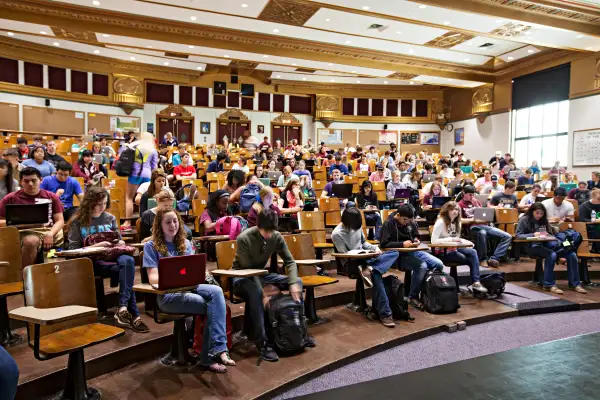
[271,112,302,146]
[156,104,194,144]
[217,109,251,147]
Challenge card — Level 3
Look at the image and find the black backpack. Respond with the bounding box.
[420,270,459,314]
[478,271,506,298]
[382,275,413,321]
[114,146,141,177]
[266,293,309,356]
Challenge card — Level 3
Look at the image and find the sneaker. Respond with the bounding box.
[120,225,132,232]
[381,316,396,328]
[132,318,150,333]
[472,282,489,294]
[115,309,133,328]
[304,335,316,348]
[572,285,588,294]
[257,342,279,362]
[408,298,424,311]
[488,259,500,268]
[480,260,489,268]
[544,286,564,295]
[358,266,373,288]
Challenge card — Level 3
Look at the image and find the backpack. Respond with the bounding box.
[549,229,582,257]
[239,183,260,213]
[215,216,248,240]
[382,275,413,321]
[478,271,506,298]
[114,146,141,177]
[420,270,460,314]
[266,293,309,356]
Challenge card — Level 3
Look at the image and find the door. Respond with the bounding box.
[272,125,285,145]
[287,126,302,144]
[158,118,174,142]
[217,122,231,145]
[177,119,193,144]
[235,122,250,147]
[217,122,251,146]
[272,125,302,145]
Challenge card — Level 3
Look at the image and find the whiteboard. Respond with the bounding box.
[573,128,600,167]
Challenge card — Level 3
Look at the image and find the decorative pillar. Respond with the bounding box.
[112,74,144,115]
[315,95,340,128]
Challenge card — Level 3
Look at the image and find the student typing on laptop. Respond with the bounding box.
[0,167,64,269]
[143,207,234,373]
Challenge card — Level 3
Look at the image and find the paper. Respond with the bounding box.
[75,112,84,119]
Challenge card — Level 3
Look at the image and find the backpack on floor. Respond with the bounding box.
[114,146,140,177]
[239,183,261,213]
[266,293,309,356]
[215,216,248,240]
[420,270,460,314]
[382,275,413,321]
[477,271,506,298]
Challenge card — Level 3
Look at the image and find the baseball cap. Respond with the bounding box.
[495,151,502,157]
[463,185,476,194]
[491,175,498,181]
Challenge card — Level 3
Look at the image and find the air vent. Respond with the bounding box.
[164,52,189,59]
[478,43,494,48]
[367,23,388,32]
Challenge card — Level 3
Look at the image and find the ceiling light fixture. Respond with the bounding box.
[351,70,356,73]
[528,49,534,54]
[524,31,531,35]
[409,49,414,54]
[164,62,169,65]
[467,42,473,46]
[130,56,135,60]
[331,79,335,82]
[53,42,60,46]
[508,56,514,60]
[302,77,307,80]
[93,50,100,54]
[496,19,503,23]
[190,16,197,21]
[383,81,388,84]
[102,34,110,37]
[292,63,297,66]
[241,3,248,7]
[7,32,14,36]
[586,47,593,50]
[396,31,402,34]
[345,40,351,44]
[325,18,331,22]
[189,45,195,49]
[362,6,370,10]
[40,31,47,35]
[410,81,415,85]
[576,35,584,39]
[464,58,470,62]
[276,75,281,78]
[197,66,203,70]
[443,21,451,26]
[147,45,153,48]
[328,63,333,66]
[224,55,230,58]
[273,28,279,33]
[419,5,426,9]
[263,55,269,58]
[92,0,100,5]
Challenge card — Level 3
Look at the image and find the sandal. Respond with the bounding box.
[201,362,228,373]
[217,351,236,366]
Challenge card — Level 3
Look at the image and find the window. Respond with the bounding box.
[511,100,569,169]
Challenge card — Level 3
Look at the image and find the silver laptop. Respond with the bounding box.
[422,174,436,183]
[473,207,495,222]
[474,194,488,207]
[509,170,523,179]
[267,171,282,180]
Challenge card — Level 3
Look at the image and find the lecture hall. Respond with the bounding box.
[2,0,600,399]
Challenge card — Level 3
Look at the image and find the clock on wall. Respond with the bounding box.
[446,124,454,132]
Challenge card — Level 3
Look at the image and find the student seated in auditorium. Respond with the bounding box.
[278,179,304,228]
[474,169,493,192]
[516,203,586,294]
[0,159,18,202]
[380,204,444,311]
[421,181,444,209]
[488,181,519,209]
[321,154,334,168]
[44,140,67,169]
[199,190,230,235]
[70,136,85,154]
[16,137,30,161]
[140,189,193,242]
[136,170,174,216]
[231,209,309,362]
[100,137,117,162]
[247,186,281,227]
[369,163,388,183]
[41,161,83,223]
[430,202,488,294]
[332,208,399,327]
[328,155,349,176]
[458,185,512,268]
[68,186,150,332]
[173,152,197,183]
[567,181,590,205]
[588,171,600,191]
[321,169,355,207]
[518,169,535,186]
[276,166,299,189]
[28,134,46,153]
[366,146,379,162]
[0,167,64,268]
[73,150,106,186]
[422,175,449,197]
[580,188,600,254]
[294,160,312,181]
[22,146,56,178]
[229,174,263,209]
[386,170,408,204]
[519,183,544,212]
[356,180,382,240]
[171,144,187,167]
[439,163,454,179]
[163,131,178,147]
[402,170,421,191]
[481,175,504,195]
[299,175,317,211]
[223,170,246,197]
[143,207,234,372]
[3,148,24,181]
[232,156,250,174]
[541,187,574,224]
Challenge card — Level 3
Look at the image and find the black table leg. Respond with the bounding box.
[315,248,323,260]
[580,258,600,287]
[347,262,368,312]
[49,349,100,400]
[161,319,196,367]
[304,287,325,325]
[531,257,544,287]
[0,296,21,347]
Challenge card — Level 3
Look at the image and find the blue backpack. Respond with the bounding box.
[239,183,261,213]
[548,229,582,257]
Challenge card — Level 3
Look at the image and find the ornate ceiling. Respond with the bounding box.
[0,0,597,88]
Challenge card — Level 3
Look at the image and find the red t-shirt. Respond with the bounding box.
[173,165,196,178]
[0,189,64,225]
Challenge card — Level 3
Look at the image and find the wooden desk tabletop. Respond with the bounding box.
[461,218,489,225]
[331,252,377,259]
[9,305,97,325]
[132,283,199,294]
[384,244,431,252]
[55,247,107,257]
[194,235,230,242]
[430,241,473,248]
[278,259,330,265]
[211,269,268,277]
[0,281,24,297]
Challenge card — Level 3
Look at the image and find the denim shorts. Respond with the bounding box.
[128,176,150,185]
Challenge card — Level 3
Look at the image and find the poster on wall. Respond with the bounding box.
[379,131,397,145]
[146,122,154,134]
[200,122,210,134]
[110,116,140,133]
[420,132,440,145]
[319,129,343,145]
[455,128,464,145]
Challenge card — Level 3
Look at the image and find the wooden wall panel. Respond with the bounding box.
[227,91,240,108]
[342,98,355,116]
[92,74,109,96]
[386,99,398,117]
[0,103,19,131]
[400,100,413,117]
[147,82,174,104]
[213,94,226,108]
[289,96,311,114]
[415,100,428,117]
[71,70,88,94]
[24,62,43,87]
[357,99,369,116]
[23,106,85,135]
[258,93,270,111]
[179,86,193,106]
[241,96,254,110]
[273,94,285,112]
[196,87,209,107]
[0,58,18,84]
[371,99,384,117]
[48,66,66,91]
[359,130,398,151]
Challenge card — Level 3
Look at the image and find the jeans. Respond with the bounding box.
[94,255,139,318]
[438,247,481,283]
[158,284,228,366]
[470,225,512,262]
[399,251,444,299]
[527,245,580,287]
[369,252,400,318]
[232,273,303,343]
[365,212,383,241]
[0,345,18,400]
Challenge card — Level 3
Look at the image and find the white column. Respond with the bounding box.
[398,99,401,116]
[17,61,24,85]
[192,86,196,106]
[18,105,23,131]
[42,65,49,89]
[353,98,358,116]
[284,95,290,112]
[208,87,214,107]
[412,100,416,117]
[87,72,93,95]
[383,99,387,116]
[174,85,180,104]
[368,99,372,116]
[253,94,259,111]
[270,94,274,112]
[66,69,71,92]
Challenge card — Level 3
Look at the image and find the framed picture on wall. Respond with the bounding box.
[200,122,210,134]
[420,132,440,145]
[258,125,264,134]
[455,128,464,145]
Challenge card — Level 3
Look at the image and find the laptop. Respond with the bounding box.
[423,174,436,183]
[473,208,495,222]
[5,203,50,226]
[259,178,271,187]
[93,154,103,164]
[304,159,316,168]
[460,166,472,174]
[535,196,547,202]
[475,194,489,207]
[267,171,282,181]
[509,170,524,179]
[560,183,577,192]
[400,172,410,181]
[331,183,353,199]
[394,188,411,199]
[156,254,206,290]
[432,196,452,209]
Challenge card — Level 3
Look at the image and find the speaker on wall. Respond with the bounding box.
[231,75,239,84]
[383,124,388,130]
[214,81,227,95]
[45,99,51,107]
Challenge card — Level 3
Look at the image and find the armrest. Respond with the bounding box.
[9,305,97,325]
[330,253,376,259]
[277,259,330,266]
[0,261,9,266]
[211,269,268,277]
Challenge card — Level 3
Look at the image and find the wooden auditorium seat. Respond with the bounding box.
[318,197,342,227]
[0,227,24,347]
[10,258,124,399]
[560,221,599,286]
[297,211,334,259]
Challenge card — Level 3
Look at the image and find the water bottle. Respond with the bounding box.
[592,211,597,223]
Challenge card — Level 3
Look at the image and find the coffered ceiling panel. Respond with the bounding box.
[271,73,419,85]
[146,0,270,18]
